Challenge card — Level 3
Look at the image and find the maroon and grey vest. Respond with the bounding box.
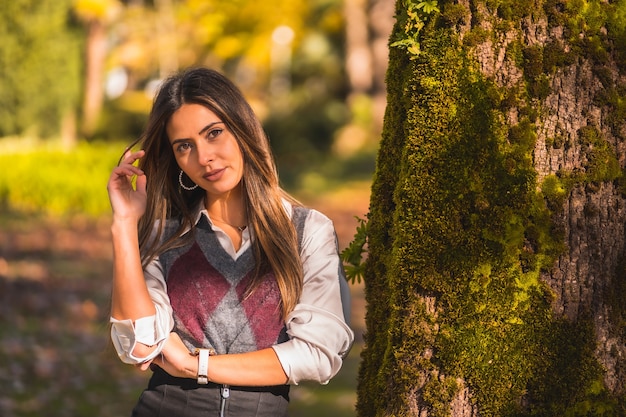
[159,207,311,354]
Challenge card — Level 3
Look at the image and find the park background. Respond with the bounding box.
[0,0,392,415]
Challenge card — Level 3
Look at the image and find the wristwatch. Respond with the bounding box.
[192,348,216,384]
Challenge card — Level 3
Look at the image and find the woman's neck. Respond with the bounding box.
[205,191,247,251]
[204,190,247,229]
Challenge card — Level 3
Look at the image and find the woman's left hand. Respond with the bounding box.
[152,332,197,379]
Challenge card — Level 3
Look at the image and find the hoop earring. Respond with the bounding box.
[179,170,198,191]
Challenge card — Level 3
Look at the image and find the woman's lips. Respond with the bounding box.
[203,168,225,181]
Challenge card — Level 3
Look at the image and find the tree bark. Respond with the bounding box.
[357,1,626,415]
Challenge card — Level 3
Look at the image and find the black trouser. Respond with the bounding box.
[131,366,290,417]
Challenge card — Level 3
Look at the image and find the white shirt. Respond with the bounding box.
[110,200,354,385]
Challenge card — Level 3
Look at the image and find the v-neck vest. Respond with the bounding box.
[159,208,309,354]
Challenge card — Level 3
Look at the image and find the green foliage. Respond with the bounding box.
[0,0,82,137]
[129,0,352,188]
[0,141,123,216]
[340,216,368,284]
[391,0,440,58]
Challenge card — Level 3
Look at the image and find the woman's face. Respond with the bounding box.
[166,103,244,201]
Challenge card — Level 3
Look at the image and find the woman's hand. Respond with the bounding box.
[107,150,147,222]
[152,332,197,379]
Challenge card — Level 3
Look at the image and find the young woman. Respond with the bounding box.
[106,67,354,417]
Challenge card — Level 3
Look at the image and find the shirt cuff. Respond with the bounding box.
[110,312,169,364]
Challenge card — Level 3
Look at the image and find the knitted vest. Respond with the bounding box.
[159,207,310,354]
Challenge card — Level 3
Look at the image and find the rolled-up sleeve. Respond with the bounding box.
[272,209,354,384]
[110,258,174,364]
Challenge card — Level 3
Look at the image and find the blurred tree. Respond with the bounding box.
[341,0,393,151]
[105,0,351,184]
[74,0,123,139]
[0,0,82,143]
[357,0,626,415]
[154,0,178,78]
[107,0,314,96]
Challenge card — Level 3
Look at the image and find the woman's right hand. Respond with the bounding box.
[107,150,147,222]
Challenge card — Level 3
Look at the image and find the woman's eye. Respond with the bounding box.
[176,142,192,152]
[206,128,223,139]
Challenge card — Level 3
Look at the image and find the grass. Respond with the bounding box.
[290,345,361,416]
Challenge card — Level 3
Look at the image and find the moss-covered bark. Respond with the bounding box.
[356,1,626,416]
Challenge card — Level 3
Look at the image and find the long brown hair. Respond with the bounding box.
[125,67,303,318]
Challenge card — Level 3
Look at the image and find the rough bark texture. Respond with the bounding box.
[357,1,626,416]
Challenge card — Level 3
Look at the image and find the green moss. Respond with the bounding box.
[357,1,626,416]
[541,174,568,208]
[421,376,459,417]
[508,119,537,153]
[463,26,490,47]
[497,0,534,21]
[552,135,566,149]
[595,86,626,140]
[521,45,557,99]
[577,125,621,183]
[542,41,576,73]
[524,315,622,416]
[441,3,468,27]
[608,256,626,344]
[518,105,539,123]
[523,46,545,79]
[529,74,552,100]
[499,86,521,111]
[504,39,524,67]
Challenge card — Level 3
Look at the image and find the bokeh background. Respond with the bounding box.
[0,0,394,415]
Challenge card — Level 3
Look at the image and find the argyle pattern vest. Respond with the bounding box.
[159,207,309,354]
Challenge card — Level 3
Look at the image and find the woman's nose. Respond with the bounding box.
[197,143,213,165]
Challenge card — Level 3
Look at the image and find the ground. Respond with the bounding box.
[0,184,369,417]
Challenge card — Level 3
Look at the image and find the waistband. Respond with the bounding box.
[149,365,290,399]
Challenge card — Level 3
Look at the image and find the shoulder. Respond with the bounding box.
[289,207,336,258]
[282,199,333,233]
[302,207,333,229]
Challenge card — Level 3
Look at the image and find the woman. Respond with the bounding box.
[106,67,354,417]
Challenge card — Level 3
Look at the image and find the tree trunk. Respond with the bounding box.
[345,0,374,94]
[154,0,178,78]
[357,1,626,416]
[368,0,395,133]
[81,19,107,138]
[341,0,394,151]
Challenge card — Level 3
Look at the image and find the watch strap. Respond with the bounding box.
[195,348,210,384]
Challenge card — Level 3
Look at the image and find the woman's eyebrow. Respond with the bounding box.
[170,121,224,145]
[198,121,225,136]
